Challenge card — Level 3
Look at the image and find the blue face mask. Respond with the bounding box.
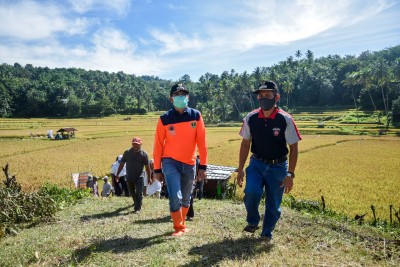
[172,95,189,109]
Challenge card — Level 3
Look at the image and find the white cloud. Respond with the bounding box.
[93,28,136,52]
[150,0,394,54]
[149,26,204,55]
[68,0,131,16]
[68,0,95,14]
[106,0,131,16]
[0,42,165,77]
[166,3,186,10]
[0,1,91,40]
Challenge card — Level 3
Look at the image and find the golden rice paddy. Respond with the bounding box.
[0,115,399,221]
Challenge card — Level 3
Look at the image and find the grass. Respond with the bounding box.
[0,196,399,266]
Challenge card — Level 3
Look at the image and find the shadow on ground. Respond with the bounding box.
[134,215,171,224]
[80,205,132,221]
[70,234,168,263]
[181,236,272,266]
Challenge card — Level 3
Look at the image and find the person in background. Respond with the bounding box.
[193,155,205,199]
[89,176,99,197]
[111,155,129,197]
[146,159,162,198]
[143,169,148,197]
[86,175,93,189]
[237,80,301,243]
[186,179,196,221]
[186,155,201,221]
[101,176,113,197]
[153,83,208,236]
[116,137,151,214]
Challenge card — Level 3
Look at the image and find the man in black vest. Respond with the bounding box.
[237,80,301,242]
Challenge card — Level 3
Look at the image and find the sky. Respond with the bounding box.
[0,0,399,81]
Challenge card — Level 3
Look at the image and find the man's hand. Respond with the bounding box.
[155,173,164,182]
[280,176,294,193]
[115,175,119,183]
[197,169,207,181]
[237,169,244,187]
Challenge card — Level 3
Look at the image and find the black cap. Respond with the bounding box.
[170,83,189,96]
[253,80,278,94]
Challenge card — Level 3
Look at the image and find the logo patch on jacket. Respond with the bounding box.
[169,125,176,135]
[272,127,281,136]
[191,121,196,128]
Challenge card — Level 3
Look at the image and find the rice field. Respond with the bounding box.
[0,113,399,221]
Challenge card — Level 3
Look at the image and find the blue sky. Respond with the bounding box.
[0,0,399,81]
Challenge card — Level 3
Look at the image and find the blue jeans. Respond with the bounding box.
[162,158,196,212]
[244,157,288,238]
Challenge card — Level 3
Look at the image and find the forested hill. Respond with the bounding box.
[1,46,399,124]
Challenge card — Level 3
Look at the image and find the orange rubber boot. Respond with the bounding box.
[181,206,190,233]
[170,210,185,236]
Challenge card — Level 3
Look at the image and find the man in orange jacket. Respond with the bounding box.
[153,83,208,236]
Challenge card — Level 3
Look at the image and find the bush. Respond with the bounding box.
[0,187,58,236]
[1,164,91,238]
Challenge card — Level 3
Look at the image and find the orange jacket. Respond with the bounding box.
[153,108,208,173]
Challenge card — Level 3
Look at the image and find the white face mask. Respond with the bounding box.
[173,95,189,109]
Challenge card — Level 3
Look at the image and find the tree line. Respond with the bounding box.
[1,46,399,125]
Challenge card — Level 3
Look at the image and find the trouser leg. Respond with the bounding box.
[133,177,144,211]
[162,158,195,212]
[244,159,264,226]
[261,162,287,238]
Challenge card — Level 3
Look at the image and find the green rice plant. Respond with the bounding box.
[38,183,91,209]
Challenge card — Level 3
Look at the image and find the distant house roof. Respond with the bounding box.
[57,127,78,132]
[206,165,237,180]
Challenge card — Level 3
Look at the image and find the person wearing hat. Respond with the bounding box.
[237,80,301,243]
[101,176,113,197]
[116,137,151,214]
[153,83,208,236]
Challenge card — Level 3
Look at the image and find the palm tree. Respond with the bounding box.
[282,80,294,108]
[295,50,302,60]
[372,60,390,128]
[306,50,314,63]
[342,73,360,124]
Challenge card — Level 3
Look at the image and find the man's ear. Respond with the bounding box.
[169,96,173,103]
[275,93,280,101]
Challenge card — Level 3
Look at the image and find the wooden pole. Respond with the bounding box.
[390,205,393,225]
[371,205,377,225]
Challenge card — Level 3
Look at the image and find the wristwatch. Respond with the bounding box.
[287,172,295,178]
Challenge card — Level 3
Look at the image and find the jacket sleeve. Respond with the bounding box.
[196,114,208,170]
[153,118,165,173]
